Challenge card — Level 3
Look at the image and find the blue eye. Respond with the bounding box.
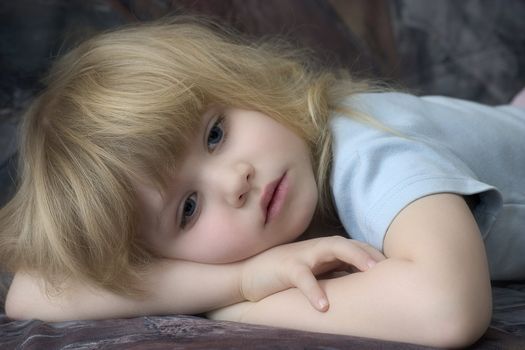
[207,116,225,152]
[181,192,198,228]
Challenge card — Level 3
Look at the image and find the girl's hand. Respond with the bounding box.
[240,236,385,312]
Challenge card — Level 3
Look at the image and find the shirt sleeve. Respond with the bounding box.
[330,117,502,251]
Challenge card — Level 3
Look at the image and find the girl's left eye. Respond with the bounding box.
[207,115,226,152]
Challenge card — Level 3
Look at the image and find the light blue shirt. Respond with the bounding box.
[330,92,525,280]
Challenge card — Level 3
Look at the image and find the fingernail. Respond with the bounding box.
[318,298,329,310]
[367,259,377,269]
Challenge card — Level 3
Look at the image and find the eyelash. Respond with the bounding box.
[180,192,198,229]
[207,114,227,152]
[179,114,228,229]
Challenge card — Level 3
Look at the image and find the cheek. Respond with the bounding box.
[176,212,260,263]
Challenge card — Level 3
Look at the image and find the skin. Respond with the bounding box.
[135,107,319,263]
[7,106,385,321]
[209,193,492,347]
[6,107,492,347]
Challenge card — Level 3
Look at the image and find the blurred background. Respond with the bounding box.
[1,0,525,206]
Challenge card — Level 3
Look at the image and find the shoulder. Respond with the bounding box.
[334,91,525,130]
[329,108,500,251]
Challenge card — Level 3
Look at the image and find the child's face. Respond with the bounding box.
[135,107,318,263]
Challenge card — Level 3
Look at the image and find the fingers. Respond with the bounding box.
[308,236,385,272]
[318,236,379,273]
[354,241,387,262]
[292,237,384,313]
[291,266,330,312]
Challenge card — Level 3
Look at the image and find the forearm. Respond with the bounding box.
[6,259,243,321]
[210,258,491,348]
[6,236,384,322]
[144,259,244,315]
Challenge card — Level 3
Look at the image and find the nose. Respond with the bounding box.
[220,161,254,208]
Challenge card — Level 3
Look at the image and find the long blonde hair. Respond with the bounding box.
[0,17,373,295]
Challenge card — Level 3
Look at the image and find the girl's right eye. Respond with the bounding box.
[206,115,226,152]
[180,192,198,229]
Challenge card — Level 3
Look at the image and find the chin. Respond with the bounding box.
[205,245,269,264]
[296,199,318,238]
[285,210,317,244]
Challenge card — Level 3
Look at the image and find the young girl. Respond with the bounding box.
[2,17,524,348]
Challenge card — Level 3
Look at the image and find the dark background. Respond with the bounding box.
[1,2,525,346]
[1,0,525,205]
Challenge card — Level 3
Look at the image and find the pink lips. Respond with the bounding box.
[260,173,288,224]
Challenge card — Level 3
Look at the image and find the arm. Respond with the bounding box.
[6,259,243,321]
[209,194,492,348]
[5,237,382,322]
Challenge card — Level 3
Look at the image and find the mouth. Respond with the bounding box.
[260,172,288,224]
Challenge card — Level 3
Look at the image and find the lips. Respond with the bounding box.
[260,173,288,224]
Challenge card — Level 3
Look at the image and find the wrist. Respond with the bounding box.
[238,258,254,302]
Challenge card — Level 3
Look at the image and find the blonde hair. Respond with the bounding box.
[0,17,375,295]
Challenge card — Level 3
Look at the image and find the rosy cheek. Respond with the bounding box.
[186,215,247,263]
[174,216,231,263]
[204,217,243,262]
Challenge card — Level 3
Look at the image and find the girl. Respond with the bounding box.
[2,17,525,348]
